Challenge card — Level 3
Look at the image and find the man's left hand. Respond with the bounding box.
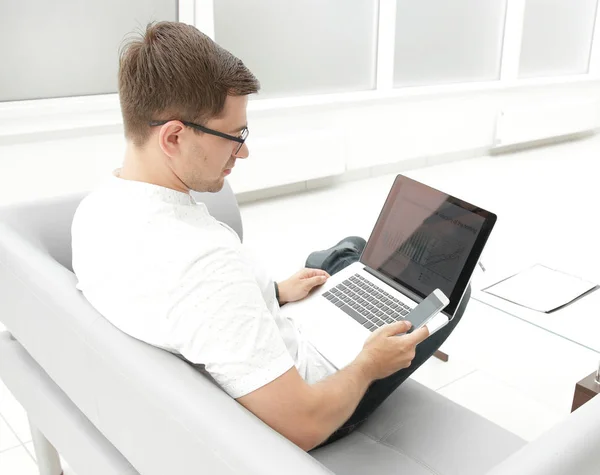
[277,268,331,305]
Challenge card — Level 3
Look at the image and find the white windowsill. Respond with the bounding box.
[1,74,599,141]
[249,74,600,111]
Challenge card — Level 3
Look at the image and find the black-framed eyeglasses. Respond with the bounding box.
[149,119,249,154]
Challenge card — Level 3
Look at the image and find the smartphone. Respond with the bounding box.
[405,289,449,334]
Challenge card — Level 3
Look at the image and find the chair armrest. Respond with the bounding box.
[486,394,600,475]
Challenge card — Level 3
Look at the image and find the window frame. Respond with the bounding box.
[1,0,599,140]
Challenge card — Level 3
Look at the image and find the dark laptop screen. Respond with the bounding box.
[361,175,496,317]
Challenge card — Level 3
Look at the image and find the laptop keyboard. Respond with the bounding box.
[322,273,413,331]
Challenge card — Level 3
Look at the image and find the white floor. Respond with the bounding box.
[2,135,600,473]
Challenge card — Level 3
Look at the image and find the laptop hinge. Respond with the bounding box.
[363,266,424,305]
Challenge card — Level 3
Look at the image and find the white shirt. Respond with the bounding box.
[71,174,336,398]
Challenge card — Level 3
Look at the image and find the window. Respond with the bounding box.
[394,0,508,87]
[519,0,599,78]
[213,0,379,98]
[0,0,177,102]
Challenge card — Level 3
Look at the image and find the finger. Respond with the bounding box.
[303,268,329,278]
[382,320,412,336]
[306,275,328,287]
[405,326,430,345]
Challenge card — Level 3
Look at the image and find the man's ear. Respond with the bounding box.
[157,121,185,158]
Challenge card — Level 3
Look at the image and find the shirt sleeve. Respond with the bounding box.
[167,242,295,399]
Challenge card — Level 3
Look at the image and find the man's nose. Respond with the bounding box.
[234,142,249,159]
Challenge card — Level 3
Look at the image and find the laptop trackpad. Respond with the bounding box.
[305,304,368,370]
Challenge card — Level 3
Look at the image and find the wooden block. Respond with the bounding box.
[433,350,449,363]
[571,371,600,412]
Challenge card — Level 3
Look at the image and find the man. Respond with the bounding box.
[72,21,468,451]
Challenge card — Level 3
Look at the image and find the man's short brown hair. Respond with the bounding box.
[118,21,260,145]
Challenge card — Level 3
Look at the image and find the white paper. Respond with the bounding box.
[482,264,598,313]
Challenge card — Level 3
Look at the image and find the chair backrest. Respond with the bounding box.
[191,181,244,243]
[0,183,329,475]
[0,192,85,272]
[0,180,243,273]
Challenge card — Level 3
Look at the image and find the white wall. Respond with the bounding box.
[1,78,599,207]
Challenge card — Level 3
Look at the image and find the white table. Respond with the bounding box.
[471,260,600,355]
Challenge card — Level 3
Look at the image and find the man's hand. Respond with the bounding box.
[237,320,431,451]
[356,320,430,380]
[277,268,330,305]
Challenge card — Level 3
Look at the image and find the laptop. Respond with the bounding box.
[280,174,497,369]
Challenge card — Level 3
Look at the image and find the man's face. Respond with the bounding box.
[171,94,249,193]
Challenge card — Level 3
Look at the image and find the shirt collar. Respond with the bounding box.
[109,173,196,206]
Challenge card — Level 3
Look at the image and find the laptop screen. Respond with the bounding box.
[361,175,496,317]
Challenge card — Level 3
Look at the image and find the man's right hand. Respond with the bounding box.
[356,320,430,381]
[237,320,430,451]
